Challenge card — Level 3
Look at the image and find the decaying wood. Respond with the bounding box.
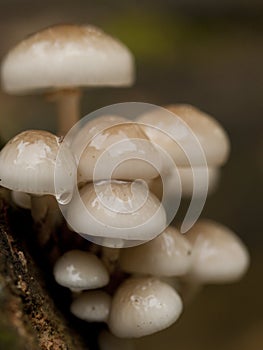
[0,189,88,350]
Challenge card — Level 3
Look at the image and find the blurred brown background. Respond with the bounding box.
[0,1,262,349]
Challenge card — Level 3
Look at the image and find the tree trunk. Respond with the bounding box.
[0,189,88,350]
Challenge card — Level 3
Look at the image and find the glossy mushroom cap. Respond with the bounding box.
[1,24,134,94]
[120,226,192,276]
[70,290,111,322]
[66,180,166,244]
[0,130,75,201]
[137,104,230,167]
[72,115,128,158]
[75,118,162,182]
[108,277,183,338]
[53,250,109,291]
[186,219,250,283]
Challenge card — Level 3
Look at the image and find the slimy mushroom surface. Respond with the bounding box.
[186,219,250,283]
[0,130,75,201]
[119,225,192,276]
[108,277,183,338]
[66,179,166,245]
[70,290,111,322]
[53,250,109,291]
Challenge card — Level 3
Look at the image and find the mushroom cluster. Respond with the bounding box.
[0,23,249,347]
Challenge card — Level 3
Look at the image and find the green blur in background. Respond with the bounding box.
[0,0,262,349]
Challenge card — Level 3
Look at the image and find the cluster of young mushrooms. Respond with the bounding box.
[0,24,249,348]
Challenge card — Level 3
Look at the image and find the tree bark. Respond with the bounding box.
[0,189,88,350]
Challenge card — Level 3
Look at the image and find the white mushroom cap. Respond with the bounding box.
[74,119,162,182]
[53,250,109,291]
[98,330,135,350]
[119,226,192,276]
[137,104,230,167]
[66,180,166,244]
[108,277,183,338]
[1,24,134,94]
[186,219,250,283]
[70,290,111,322]
[0,130,76,202]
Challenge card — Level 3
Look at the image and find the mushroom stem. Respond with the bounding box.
[50,89,82,136]
[31,195,63,246]
[178,278,202,305]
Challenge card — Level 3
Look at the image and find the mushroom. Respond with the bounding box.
[0,130,75,201]
[119,225,192,276]
[0,130,76,243]
[66,179,166,247]
[72,116,162,183]
[186,219,250,283]
[137,103,230,167]
[1,24,135,135]
[70,290,111,322]
[53,250,109,291]
[108,277,183,338]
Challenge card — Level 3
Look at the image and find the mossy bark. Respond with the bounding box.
[0,190,88,350]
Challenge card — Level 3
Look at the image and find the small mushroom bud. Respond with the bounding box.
[186,219,250,283]
[53,250,109,291]
[119,226,192,277]
[70,290,111,322]
[108,277,183,338]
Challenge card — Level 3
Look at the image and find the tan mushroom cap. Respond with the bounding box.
[186,219,249,283]
[75,118,162,182]
[66,180,166,243]
[119,226,192,276]
[70,290,111,322]
[137,104,230,167]
[108,277,183,338]
[0,130,75,200]
[53,250,109,291]
[1,24,134,94]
